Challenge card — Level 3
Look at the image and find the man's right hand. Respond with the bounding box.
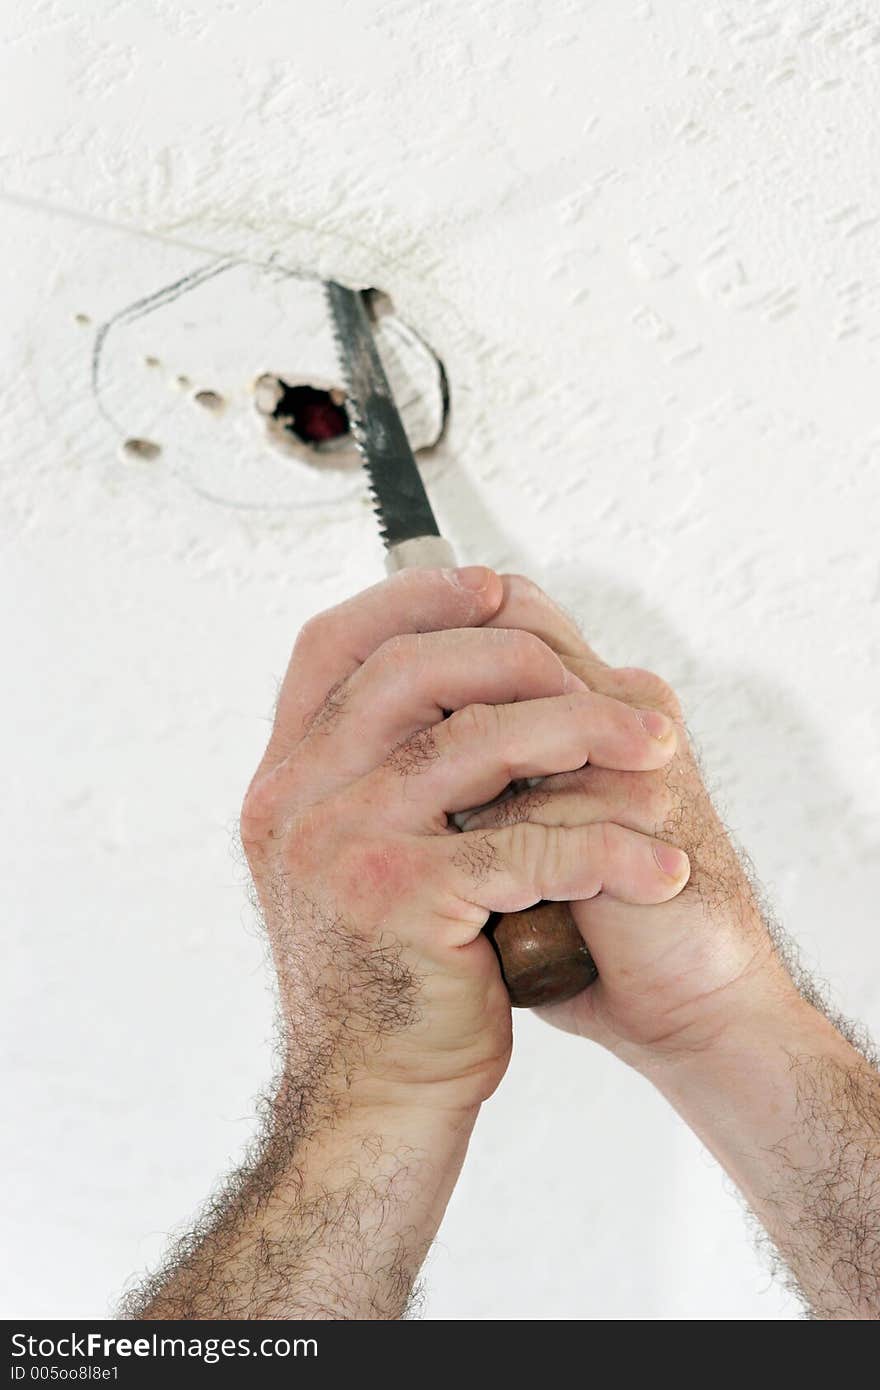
[240,565,688,1119]
[462,575,880,1320]
[464,574,797,1064]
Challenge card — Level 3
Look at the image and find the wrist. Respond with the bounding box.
[635,990,861,1134]
[277,1047,485,1123]
[271,1066,480,1182]
[264,1081,478,1292]
[613,955,808,1079]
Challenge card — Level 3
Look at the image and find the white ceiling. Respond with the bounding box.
[3,0,880,1319]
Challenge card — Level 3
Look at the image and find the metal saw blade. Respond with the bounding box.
[324,280,441,548]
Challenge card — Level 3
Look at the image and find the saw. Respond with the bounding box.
[325,281,597,1008]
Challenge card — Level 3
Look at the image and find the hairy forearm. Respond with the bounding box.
[125,1092,476,1321]
[644,1000,880,1319]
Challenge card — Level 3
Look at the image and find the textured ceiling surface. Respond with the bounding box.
[2,0,879,1319]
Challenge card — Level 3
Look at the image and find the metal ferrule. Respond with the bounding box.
[384,535,458,572]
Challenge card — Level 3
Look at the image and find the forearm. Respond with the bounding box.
[129,1093,477,1321]
[641,999,880,1319]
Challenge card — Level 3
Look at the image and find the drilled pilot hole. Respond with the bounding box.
[193,389,225,412]
[122,437,161,461]
[254,374,350,452]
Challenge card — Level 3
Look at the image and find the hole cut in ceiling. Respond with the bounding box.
[254,375,351,460]
[90,262,450,510]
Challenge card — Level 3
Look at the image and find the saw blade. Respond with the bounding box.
[324,280,441,548]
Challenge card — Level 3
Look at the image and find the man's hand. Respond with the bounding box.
[466,576,880,1320]
[127,565,687,1320]
[241,565,686,1116]
[123,567,880,1321]
[463,574,791,1064]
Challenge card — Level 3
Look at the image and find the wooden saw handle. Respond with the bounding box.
[489,902,597,1008]
[384,539,600,1010]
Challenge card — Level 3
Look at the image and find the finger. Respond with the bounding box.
[263,566,504,765]
[483,574,608,679]
[434,821,689,927]
[356,690,677,832]
[460,767,669,838]
[292,626,584,795]
[566,890,694,993]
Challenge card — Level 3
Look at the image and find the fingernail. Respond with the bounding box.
[449,565,493,592]
[653,842,689,879]
[637,707,673,740]
[563,668,589,692]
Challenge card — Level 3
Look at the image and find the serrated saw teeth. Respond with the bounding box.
[323,278,442,550]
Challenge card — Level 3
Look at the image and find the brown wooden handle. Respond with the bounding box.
[487,901,598,1008]
[394,566,598,1010]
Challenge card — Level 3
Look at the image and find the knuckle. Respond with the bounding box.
[506,820,549,884]
[539,823,567,880]
[360,633,426,702]
[504,626,553,666]
[451,700,503,745]
[503,820,534,873]
[651,677,682,719]
[369,632,437,691]
[498,575,582,644]
[240,772,284,854]
[375,631,416,669]
[647,777,676,829]
[304,678,349,736]
[483,633,565,703]
[296,610,335,655]
[595,818,623,864]
[500,573,546,604]
[241,764,324,867]
[385,725,440,775]
[627,771,672,827]
[451,831,504,884]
